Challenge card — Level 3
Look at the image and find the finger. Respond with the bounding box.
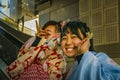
[77,39,90,55]
[36,31,46,38]
[81,39,90,52]
[44,49,51,56]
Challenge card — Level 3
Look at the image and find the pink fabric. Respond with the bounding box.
[19,64,50,80]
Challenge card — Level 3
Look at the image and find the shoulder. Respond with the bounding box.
[90,51,118,65]
[85,51,109,58]
[83,51,110,63]
[95,52,109,59]
[86,51,110,61]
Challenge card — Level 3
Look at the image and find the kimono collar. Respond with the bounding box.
[76,54,83,64]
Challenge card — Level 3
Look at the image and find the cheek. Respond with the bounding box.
[73,39,81,46]
[61,41,66,47]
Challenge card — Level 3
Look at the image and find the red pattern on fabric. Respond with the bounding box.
[7,35,66,80]
[56,74,61,78]
[19,64,50,80]
[23,56,32,69]
[44,50,66,80]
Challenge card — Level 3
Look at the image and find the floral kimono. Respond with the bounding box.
[7,34,66,80]
[66,51,120,80]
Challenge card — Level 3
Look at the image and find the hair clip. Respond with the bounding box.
[86,32,93,39]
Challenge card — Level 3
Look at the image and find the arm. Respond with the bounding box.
[18,37,35,57]
[45,51,66,80]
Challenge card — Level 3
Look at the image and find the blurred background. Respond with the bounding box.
[0,0,120,79]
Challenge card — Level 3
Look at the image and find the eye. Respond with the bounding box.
[62,36,67,40]
[47,34,50,36]
[45,33,50,36]
[71,35,78,39]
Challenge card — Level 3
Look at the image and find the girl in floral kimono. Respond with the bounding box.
[61,21,120,80]
[7,20,66,80]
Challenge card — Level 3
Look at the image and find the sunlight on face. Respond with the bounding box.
[61,28,84,58]
[44,25,58,39]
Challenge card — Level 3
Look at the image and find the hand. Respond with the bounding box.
[39,48,52,64]
[77,38,90,55]
[35,30,46,38]
[44,48,52,58]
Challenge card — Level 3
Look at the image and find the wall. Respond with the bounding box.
[39,0,79,25]
[79,0,120,64]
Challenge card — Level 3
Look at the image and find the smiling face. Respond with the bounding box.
[61,21,94,58]
[61,28,84,58]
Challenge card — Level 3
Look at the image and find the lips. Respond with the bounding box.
[65,46,78,53]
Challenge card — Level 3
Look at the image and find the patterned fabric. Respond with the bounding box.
[43,50,66,80]
[19,64,49,80]
[6,44,48,80]
[7,34,66,80]
[6,45,42,79]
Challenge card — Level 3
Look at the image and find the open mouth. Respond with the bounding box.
[65,46,78,53]
[66,48,73,51]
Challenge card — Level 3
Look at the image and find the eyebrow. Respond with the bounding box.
[46,29,52,32]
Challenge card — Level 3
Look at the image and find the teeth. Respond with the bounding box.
[67,48,73,51]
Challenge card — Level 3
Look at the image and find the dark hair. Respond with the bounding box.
[61,21,94,51]
[42,20,60,32]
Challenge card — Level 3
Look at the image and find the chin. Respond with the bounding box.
[65,53,75,58]
[67,55,74,58]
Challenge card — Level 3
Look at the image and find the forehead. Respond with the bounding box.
[64,27,82,34]
[63,27,84,39]
[44,25,56,30]
[64,28,82,34]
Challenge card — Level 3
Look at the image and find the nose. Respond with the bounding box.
[66,36,72,45]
